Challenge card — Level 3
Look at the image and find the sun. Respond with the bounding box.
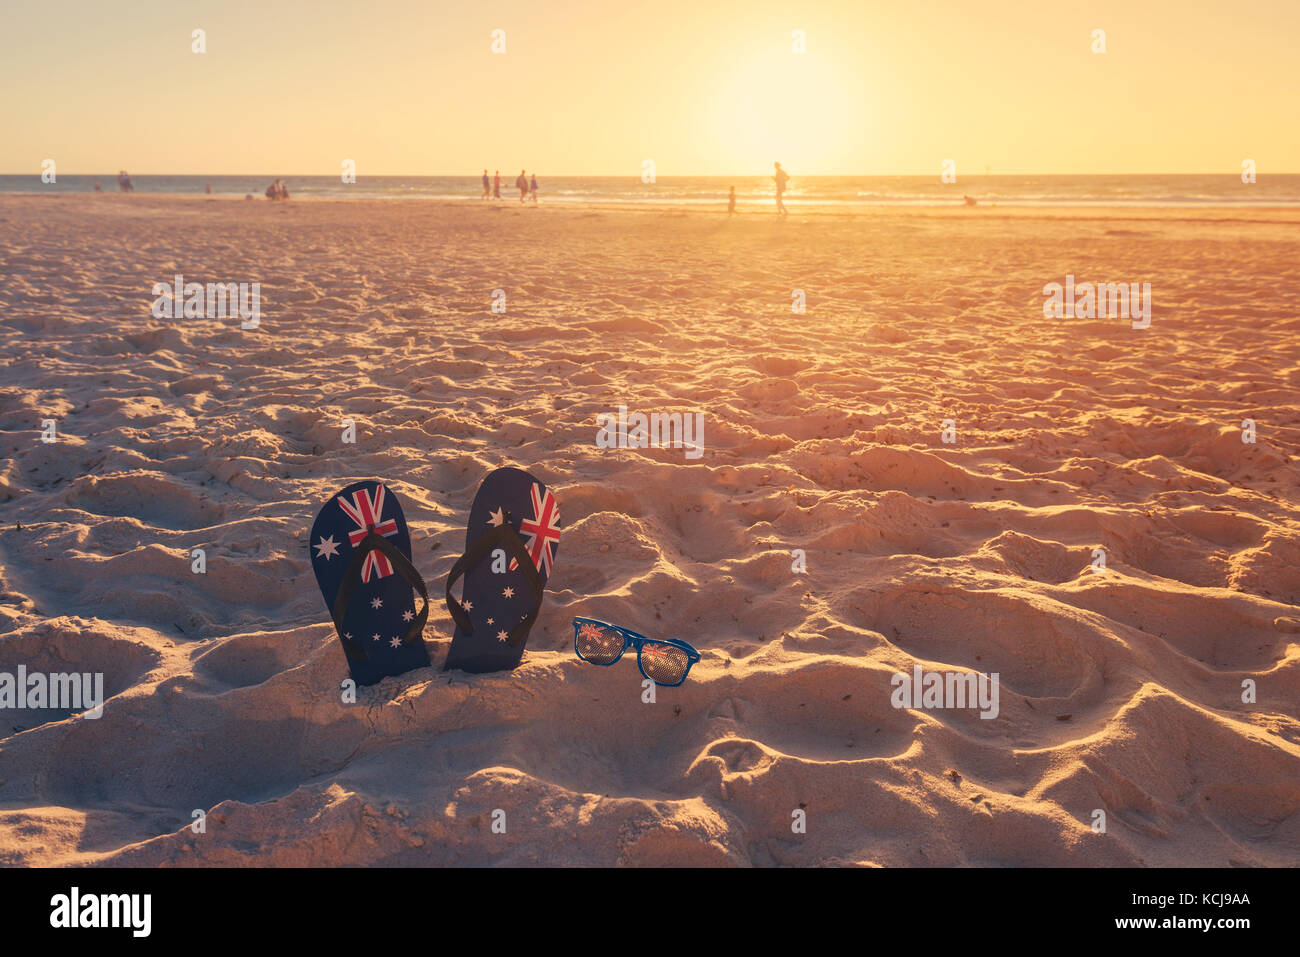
[708,47,863,175]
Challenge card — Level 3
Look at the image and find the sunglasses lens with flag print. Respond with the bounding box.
[573,617,700,687]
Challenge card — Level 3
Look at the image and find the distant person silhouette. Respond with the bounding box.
[481,169,490,199]
[493,170,501,199]
[516,169,528,202]
[773,162,789,214]
[117,170,134,193]
[530,173,539,203]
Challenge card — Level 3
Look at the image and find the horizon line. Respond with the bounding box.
[5,170,1297,178]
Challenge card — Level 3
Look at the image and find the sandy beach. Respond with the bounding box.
[0,194,1298,866]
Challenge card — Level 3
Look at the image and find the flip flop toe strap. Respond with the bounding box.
[332,530,430,663]
[445,516,545,646]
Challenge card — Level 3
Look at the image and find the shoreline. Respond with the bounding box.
[7,192,1300,225]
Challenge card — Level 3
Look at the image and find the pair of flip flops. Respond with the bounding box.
[309,467,561,685]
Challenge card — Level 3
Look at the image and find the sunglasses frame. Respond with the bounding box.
[572,616,701,687]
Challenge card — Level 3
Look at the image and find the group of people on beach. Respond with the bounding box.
[725,162,789,214]
[482,169,539,203]
[475,162,789,212]
[89,163,794,211]
[92,170,132,192]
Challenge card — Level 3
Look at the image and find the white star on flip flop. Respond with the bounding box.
[402,609,414,622]
[371,597,383,609]
[390,636,402,648]
[314,535,340,559]
[502,586,514,598]
[486,617,494,625]
[372,633,380,641]
[497,630,508,642]
[464,601,473,611]
[487,507,505,527]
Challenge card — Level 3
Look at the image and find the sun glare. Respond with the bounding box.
[708,48,861,175]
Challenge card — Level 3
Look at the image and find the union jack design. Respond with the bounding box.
[509,484,561,576]
[337,484,399,582]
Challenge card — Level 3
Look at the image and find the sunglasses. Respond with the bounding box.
[573,617,701,687]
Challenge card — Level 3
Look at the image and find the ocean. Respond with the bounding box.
[4,174,1299,208]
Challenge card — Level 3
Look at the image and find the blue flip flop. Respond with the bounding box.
[443,467,561,673]
[310,480,431,686]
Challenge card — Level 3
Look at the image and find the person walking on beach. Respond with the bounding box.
[481,169,491,198]
[118,170,134,193]
[529,173,539,204]
[728,186,736,214]
[773,162,789,214]
[493,170,501,199]
[516,169,528,202]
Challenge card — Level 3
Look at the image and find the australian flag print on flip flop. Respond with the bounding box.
[443,467,560,674]
[311,480,431,686]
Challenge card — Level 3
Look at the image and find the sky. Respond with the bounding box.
[3,0,1297,176]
